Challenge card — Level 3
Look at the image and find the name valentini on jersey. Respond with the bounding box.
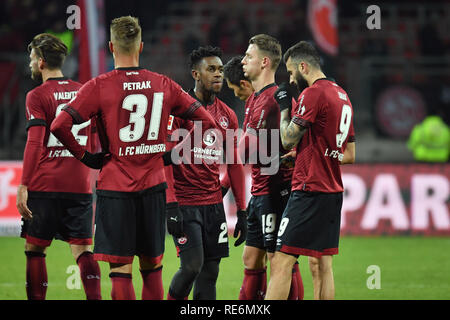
[53,91,77,101]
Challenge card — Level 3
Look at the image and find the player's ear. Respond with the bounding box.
[299,61,307,74]
[191,69,200,81]
[139,42,144,54]
[240,80,249,89]
[261,56,270,69]
[38,58,45,71]
[109,41,114,54]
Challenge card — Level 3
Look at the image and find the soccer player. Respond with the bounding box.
[266,41,356,300]
[165,46,247,300]
[16,33,101,300]
[218,55,254,195]
[223,55,254,102]
[50,16,216,300]
[237,34,303,300]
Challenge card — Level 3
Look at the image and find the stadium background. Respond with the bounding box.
[0,0,449,300]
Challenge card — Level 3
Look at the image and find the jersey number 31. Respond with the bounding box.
[119,93,164,143]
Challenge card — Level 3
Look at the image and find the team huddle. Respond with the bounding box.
[16,15,355,300]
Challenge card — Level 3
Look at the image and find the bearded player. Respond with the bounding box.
[17,33,101,300]
[266,41,355,300]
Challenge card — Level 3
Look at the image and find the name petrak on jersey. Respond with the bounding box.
[291,78,355,193]
[24,77,93,194]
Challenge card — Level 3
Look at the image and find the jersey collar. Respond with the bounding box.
[188,88,216,106]
[312,77,335,85]
[254,83,277,97]
[115,67,143,70]
[47,76,68,81]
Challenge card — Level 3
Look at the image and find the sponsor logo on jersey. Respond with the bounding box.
[203,131,217,146]
[178,236,188,245]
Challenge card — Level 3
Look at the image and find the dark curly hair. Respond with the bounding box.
[189,45,222,70]
[223,55,248,86]
[283,41,321,70]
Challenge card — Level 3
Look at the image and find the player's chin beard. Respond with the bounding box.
[31,70,43,83]
[295,71,309,92]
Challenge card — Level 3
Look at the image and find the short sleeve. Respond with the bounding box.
[292,87,321,128]
[63,78,100,124]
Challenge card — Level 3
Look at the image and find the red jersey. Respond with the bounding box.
[57,67,203,194]
[291,78,355,193]
[23,77,93,195]
[172,91,241,206]
[243,83,293,196]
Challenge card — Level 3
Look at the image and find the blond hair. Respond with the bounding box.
[110,16,141,54]
[249,34,282,71]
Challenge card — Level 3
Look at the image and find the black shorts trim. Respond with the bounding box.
[96,182,167,198]
[28,191,92,201]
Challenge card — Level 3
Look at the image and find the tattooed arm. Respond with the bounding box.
[280,109,307,151]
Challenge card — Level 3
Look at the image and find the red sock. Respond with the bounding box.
[288,266,299,300]
[110,273,136,300]
[295,262,304,300]
[25,251,48,300]
[288,262,304,300]
[239,268,266,300]
[76,251,101,300]
[140,266,164,300]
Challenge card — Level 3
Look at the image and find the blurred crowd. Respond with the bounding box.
[0,0,449,161]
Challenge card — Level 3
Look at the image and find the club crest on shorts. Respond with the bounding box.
[177,236,188,245]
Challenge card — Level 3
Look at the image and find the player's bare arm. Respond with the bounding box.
[340,142,356,165]
[16,185,32,219]
[280,109,307,150]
